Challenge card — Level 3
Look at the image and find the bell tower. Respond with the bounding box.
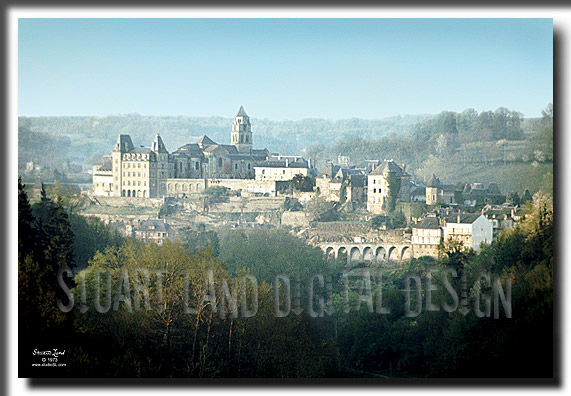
[231,105,252,153]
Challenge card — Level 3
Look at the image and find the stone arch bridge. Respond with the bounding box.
[319,242,412,265]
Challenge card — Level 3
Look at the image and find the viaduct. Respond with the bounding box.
[318,242,412,265]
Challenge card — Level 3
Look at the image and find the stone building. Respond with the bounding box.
[425,174,458,205]
[254,158,310,181]
[366,160,411,214]
[93,106,274,198]
[411,216,443,258]
[315,165,367,204]
[132,218,173,245]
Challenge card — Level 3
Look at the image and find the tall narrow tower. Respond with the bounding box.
[231,106,253,153]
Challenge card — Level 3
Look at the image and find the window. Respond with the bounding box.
[235,163,238,170]
[373,188,377,193]
[218,158,222,167]
[195,162,199,170]
[248,163,251,170]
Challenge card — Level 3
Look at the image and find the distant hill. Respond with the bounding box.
[18,113,431,170]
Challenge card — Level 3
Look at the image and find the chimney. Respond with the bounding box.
[457,214,461,223]
[402,163,406,173]
[285,158,289,167]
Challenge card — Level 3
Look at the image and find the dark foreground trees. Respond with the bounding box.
[19,177,554,378]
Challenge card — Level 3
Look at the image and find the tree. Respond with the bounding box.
[202,186,229,213]
[382,172,401,213]
[290,174,315,192]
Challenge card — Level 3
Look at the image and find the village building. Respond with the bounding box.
[366,160,411,214]
[461,182,506,206]
[411,215,443,258]
[425,174,459,205]
[254,157,311,181]
[482,203,520,238]
[132,218,173,245]
[442,213,493,252]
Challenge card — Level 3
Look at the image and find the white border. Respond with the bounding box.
[8,7,567,396]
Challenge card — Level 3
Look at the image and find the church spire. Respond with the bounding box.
[236,105,248,117]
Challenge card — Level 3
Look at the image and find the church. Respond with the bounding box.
[92,106,274,198]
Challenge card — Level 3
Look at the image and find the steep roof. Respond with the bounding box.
[427,174,441,188]
[151,135,169,153]
[174,143,204,156]
[411,186,426,196]
[349,173,366,187]
[220,144,239,154]
[236,105,248,117]
[128,146,152,155]
[135,219,171,233]
[412,216,441,229]
[196,135,216,147]
[370,160,407,176]
[114,134,134,153]
[445,213,482,224]
[318,163,340,178]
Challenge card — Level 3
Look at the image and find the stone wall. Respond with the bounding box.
[281,211,312,227]
[93,196,164,208]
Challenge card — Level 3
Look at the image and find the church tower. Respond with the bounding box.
[231,105,253,153]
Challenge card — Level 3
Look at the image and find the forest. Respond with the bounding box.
[19,177,553,378]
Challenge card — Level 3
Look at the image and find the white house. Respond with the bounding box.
[443,213,493,251]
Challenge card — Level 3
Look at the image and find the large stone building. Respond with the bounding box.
[366,160,411,214]
[93,106,285,198]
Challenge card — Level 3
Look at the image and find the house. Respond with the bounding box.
[411,215,443,258]
[461,182,506,207]
[443,213,493,251]
[132,219,173,245]
[254,158,310,181]
[482,203,520,238]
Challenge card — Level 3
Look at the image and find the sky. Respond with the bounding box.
[18,18,553,120]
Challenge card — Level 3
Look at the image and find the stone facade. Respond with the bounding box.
[254,157,310,181]
[94,106,275,198]
[366,160,411,214]
[411,216,442,258]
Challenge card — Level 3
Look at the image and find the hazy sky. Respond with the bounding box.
[18,18,553,120]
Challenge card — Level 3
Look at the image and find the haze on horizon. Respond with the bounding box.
[18,18,553,120]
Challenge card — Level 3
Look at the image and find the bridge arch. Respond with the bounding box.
[376,247,386,262]
[388,246,398,262]
[363,246,374,262]
[325,247,335,261]
[337,247,348,263]
[350,247,361,263]
[401,246,412,261]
